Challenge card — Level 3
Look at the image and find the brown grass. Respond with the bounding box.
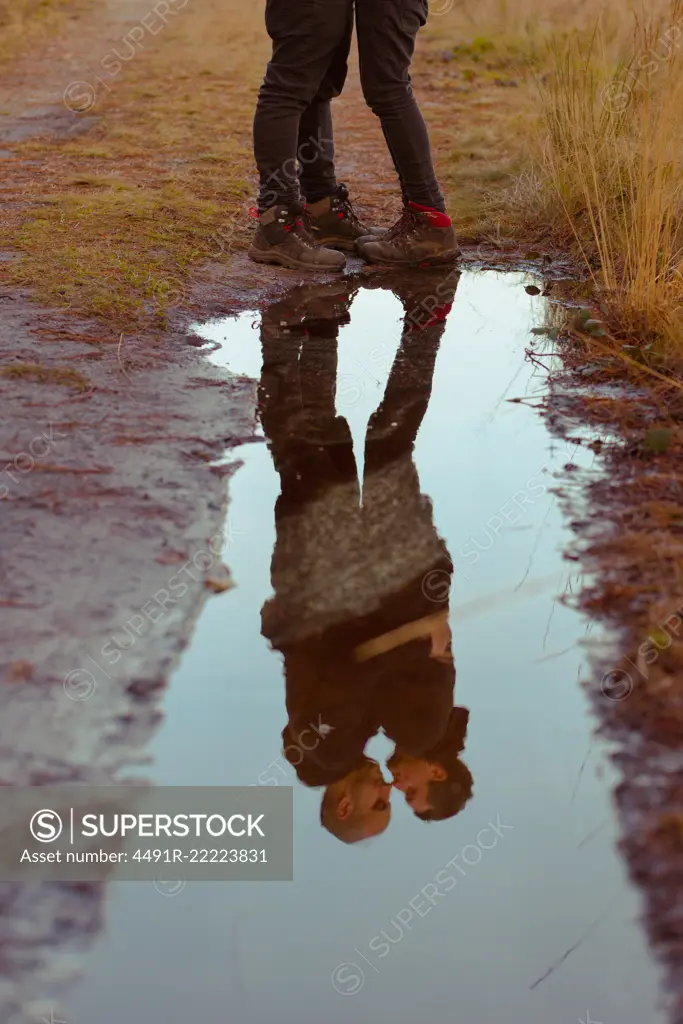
[0,0,265,325]
[532,1,683,365]
[0,0,94,65]
[426,0,683,365]
[0,362,90,390]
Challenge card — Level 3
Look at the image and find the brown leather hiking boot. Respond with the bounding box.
[357,203,461,268]
[306,183,384,253]
[248,201,346,272]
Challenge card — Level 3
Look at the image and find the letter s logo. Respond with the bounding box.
[30,809,63,843]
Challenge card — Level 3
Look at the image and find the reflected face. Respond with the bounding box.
[386,752,446,813]
[348,761,392,830]
[321,761,392,843]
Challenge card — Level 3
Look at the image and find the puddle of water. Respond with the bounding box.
[68,270,666,1024]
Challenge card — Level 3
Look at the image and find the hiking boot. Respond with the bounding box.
[355,206,426,251]
[306,183,384,253]
[357,202,461,268]
[249,201,346,272]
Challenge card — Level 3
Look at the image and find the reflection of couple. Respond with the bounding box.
[259,269,472,843]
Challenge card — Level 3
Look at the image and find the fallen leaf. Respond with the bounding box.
[4,660,33,683]
[205,565,234,594]
[642,428,671,454]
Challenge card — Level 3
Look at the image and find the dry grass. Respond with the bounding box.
[0,0,93,65]
[430,0,683,364]
[0,0,265,325]
[528,1,683,362]
[0,362,90,390]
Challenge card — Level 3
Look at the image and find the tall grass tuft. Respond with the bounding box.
[537,0,683,352]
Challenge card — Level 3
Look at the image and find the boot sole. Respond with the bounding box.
[359,249,462,268]
[313,231,387,253]
[313,237,360,253]
[248,247,346,273]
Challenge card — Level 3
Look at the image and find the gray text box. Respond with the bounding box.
[0,787,293,881]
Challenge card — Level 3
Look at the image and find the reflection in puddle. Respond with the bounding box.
[258,271,467,842]
[69,271,665,1024]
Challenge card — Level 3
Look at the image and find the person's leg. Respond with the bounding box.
[356,0,444,211]
[259,282,359,489]
[297,97,338,206]
[251,0,359,269]
[364,269,460,474]
[354,0,460,265]
[296,13,385,251]
[254,0,352,211]
[297,24,352,206]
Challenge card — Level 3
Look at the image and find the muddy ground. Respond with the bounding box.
[0,281,260,1017]
[543,357,683,1024]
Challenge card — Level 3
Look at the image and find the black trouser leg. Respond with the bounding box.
[254,0,353,211]
[364,269,460,471]
[356,0,445,212]
[298,19,353,205]
[297,98,337,206]
[259,284,360,513]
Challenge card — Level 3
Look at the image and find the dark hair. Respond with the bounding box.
[414,759,473,821]
[414,707,473,822]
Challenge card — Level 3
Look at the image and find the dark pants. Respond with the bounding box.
[254,0,445,213]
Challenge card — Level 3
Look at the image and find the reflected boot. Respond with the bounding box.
[389,267,461,331]
[262,279,359,331]
[249,201,346,272]
[306,183,385,253]
[357,203,461,268]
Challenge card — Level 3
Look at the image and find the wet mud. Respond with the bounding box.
[0,285,256,1020]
